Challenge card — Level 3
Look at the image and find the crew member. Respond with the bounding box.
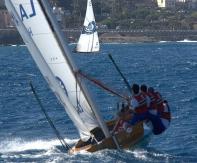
[147,87,171,135]
[112,104,132,133]
[140,84,151,108]
[160,100,171,130]
[126,84,149,132]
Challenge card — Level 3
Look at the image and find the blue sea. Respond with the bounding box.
[0,42,197,162]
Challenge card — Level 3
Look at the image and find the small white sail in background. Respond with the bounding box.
[76,0,100,53]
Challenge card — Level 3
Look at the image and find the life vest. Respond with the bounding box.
[113,119,126,132]
[150,92,171,121]
[147,92,157,111]
[133,93,148,114]
[154,92,164,112]
[147,92,171,134]
[141,92,151,107]
[160,102,171,122]
[147,92,163,110]
[141,91,149,97]
[147,102,171,135]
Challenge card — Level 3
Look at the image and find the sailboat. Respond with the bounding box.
[5,0,151,154]
[75,0,100,53]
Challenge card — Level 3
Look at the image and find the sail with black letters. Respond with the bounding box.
[5,0,109,141]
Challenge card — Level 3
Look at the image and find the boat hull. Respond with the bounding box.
[69,121,151,154]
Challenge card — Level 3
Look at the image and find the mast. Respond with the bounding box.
[37,1,110,138]
[6,0,110,139]
[5,0,90,136]
[6,0,101,141]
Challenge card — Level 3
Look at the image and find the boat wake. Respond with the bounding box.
[0,137,77,153]
[0,138,183,162]
[0,137,78,162]
[124,148,173,162]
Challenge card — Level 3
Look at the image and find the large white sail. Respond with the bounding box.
[5,0,109,140]
[76,0,100,53]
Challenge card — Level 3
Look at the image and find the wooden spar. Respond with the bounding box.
[108,54,132,94]
[76,70,129,100]
[30,82,71,151]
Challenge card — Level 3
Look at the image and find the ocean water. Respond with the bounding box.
[0,42,197,162]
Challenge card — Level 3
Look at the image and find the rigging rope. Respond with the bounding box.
[29,82,71,151]
[108,54,133,94]
[75,70,129,101]
[75,71,122,150]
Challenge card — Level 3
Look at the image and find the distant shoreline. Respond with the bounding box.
[1,40,197,47]
[0,28,197,45]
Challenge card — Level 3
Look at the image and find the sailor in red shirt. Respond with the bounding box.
[147,87,171,135]
[126,84,149,132]
[140,84,151,108]
[112,106,132,133]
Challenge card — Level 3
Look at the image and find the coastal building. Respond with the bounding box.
[176,0,197,9]
[0,1,14,29]
[157,0,176,8]
[0,9,13,28]
[0,1,5,8]
[176,0,187,2]
[188,0,197,9]
[52,6,70,29]
[157,0,197,8]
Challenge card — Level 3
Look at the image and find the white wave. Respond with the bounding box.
[0,137,78,153]
[125,149,151,162]
[104,42,131,45]
[68,43,76,45]
[119,42,135,45]
[19,44,26,47]
[186,61,197,66]
[126,148,171,162]
[158,41,169,43]
[177,39,197,43]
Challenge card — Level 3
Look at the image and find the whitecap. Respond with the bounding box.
[177,39,197,43]
[125,149,152,162]
[0,137,78,153]
[158,41,171,43]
